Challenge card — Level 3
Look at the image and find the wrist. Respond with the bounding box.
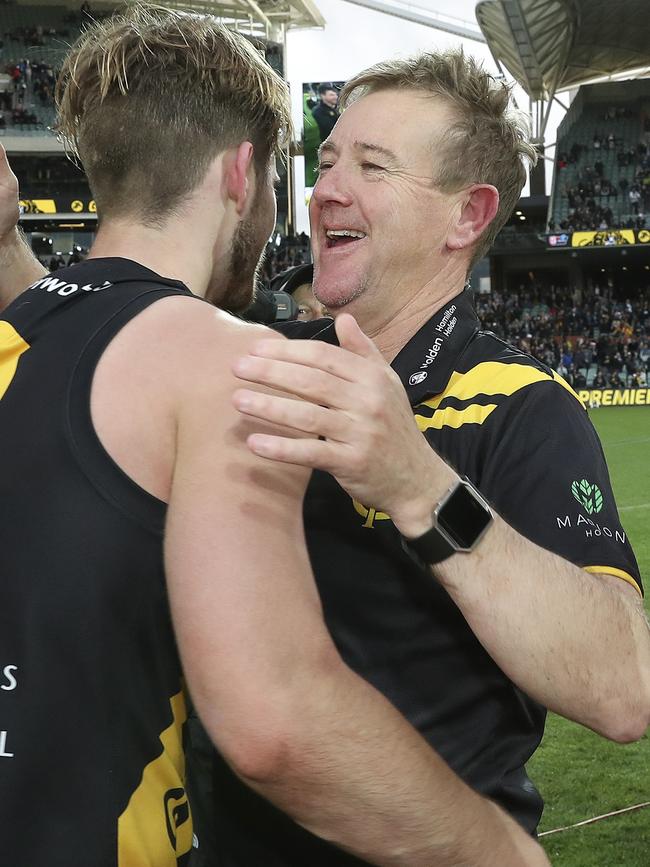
[400,476,494,569]
[390,464,457,539]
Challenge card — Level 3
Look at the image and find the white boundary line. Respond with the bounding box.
[538,802,650,837]
[619,503,650,511]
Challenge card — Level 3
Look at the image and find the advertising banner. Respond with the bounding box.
[546,229,650,249]
[20,197,96,215]
[578,388,650,407]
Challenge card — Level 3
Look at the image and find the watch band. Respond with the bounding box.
[401,476,493,567]
[400,521,455,566]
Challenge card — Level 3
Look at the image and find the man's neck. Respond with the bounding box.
[370,282,465,362]
[341,264,468,363]
[88,218,216,298]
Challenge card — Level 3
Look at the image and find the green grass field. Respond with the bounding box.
[529,406,650,866]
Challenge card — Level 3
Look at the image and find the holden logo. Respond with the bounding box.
[571,479,603,515]
[409,371,428,386]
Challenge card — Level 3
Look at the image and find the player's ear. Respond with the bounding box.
[224,141,255,216]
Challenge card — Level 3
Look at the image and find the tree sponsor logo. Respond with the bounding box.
[571,479,603,515]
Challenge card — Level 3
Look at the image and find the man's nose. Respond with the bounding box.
[311,164,354,208]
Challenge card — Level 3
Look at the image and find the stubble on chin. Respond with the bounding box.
[208,218,266,313]
[313,273,368,311]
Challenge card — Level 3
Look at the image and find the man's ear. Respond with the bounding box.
[446,184,499,252]
[224,141,255,216]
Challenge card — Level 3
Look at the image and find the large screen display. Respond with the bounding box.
[302,80,345,189]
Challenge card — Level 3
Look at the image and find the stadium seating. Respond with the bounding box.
[475,287,649,389]
[551,96,650,231]
[0,3,86,138]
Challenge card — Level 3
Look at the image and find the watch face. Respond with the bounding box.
[437,483,492,550]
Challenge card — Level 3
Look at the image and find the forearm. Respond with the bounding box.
[434,514,650,741]
[242,658,547,866]
[0,227,46,311]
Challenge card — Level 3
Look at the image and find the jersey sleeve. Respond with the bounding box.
[477,379,643,596]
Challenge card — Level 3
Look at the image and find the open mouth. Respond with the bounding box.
[325,229,367,249]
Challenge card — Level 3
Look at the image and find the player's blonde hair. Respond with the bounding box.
[56,3,292,223]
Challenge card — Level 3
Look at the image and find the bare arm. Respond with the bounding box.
[0,144,47,311]
[435,518,650,743]
[164,309,547,867]
[231,313,650,743]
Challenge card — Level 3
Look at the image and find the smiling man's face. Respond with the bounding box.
[309,88,463,322]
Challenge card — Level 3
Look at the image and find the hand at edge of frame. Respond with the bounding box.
[0,143,20,243]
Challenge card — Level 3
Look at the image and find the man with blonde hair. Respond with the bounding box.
[0,10,550,867]
[230,49,649,862]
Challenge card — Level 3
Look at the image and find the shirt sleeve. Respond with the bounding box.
[477,379,643,596]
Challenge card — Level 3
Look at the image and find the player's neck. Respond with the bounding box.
[87,217,217,298]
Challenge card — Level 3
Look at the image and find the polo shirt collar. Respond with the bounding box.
[391,288,480,405]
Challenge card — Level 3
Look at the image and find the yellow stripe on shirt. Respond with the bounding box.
[417,361,585,416]
[415,402,498,431]
[583,565,643,597]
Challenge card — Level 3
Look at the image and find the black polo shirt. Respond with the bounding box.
[198,289,641,866]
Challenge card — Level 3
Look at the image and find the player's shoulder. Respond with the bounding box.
[273,316,337,343]
[142,292,283,357]
[110,293,284,412]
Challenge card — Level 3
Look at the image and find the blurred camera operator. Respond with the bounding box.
[243,264,329,325]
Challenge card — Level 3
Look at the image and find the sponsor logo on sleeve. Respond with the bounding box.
[556,480,626,543]
[571,479,603,515]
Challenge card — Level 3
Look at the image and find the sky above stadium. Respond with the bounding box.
[287,0,566,229]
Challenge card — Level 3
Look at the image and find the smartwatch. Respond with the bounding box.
[401,476,493,566]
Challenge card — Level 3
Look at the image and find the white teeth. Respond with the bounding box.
[326,229,366,239]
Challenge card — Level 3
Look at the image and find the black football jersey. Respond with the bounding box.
[0,258,198,867]
[192,289,641,865]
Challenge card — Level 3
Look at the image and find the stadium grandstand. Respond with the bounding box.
[2,0,649,402]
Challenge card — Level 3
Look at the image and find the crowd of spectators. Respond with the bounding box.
[552,106,650,233]
[475,284,650,390]
[260,232,311,283]
[0,57,56,130]
[0,2,102,129]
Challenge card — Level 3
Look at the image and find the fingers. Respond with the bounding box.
[232,354,353,408]
[246,432,344,471]
[233,388,346,440]
[244,331,375,380]
[0,142,18,188]
[334,313,382,359]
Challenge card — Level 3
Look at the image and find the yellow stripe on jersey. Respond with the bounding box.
[416,361,585,423]
[0,322,30,401]
[416,402,498,431]
[118,690,193,866]
[583,565,643,598]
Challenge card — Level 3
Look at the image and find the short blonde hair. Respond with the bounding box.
[341,50,537,267]
[56,3,292,223]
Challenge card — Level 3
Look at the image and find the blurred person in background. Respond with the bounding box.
[270,263,329,321]
[312,82,340,143]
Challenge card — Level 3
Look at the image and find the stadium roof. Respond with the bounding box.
[152,0,325,34]
[475,0,650,100]
[39,0,324,40]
